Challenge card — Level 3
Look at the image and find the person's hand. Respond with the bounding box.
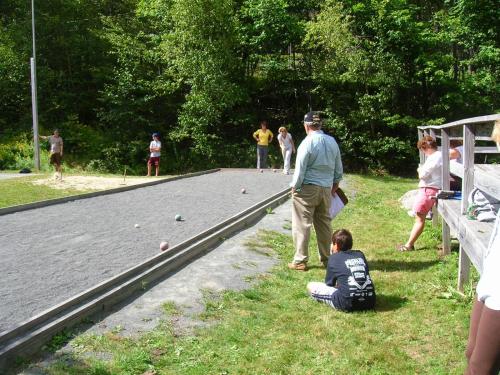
[331,184,338,196]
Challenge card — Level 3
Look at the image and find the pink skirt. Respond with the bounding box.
[413,187,439,215]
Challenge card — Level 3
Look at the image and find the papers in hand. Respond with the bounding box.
[330,187,348,219]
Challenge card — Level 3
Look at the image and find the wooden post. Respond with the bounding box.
[440,129,451,254]
[429,128,436,140]
[461,124,475,214]
[418,128,424,165]
[423,129,430,163]
[457,245,471,292]
[428,128,439,226]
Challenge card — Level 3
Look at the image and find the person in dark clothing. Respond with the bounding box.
[307,229,376,312]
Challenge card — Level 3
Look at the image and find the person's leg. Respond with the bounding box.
[291,185,316,265]
[56,154,62,178]
[49,154,58,179]
[147,159,152,176]
[261,146,268,169]
[256,146,261,169]
[403,188,437,249]
[155,163,159,177]
[307,281,337,309]
[281,147,286,173]
[465,299,484,374]
[467,303,500,374]
[284,148,292,174]
[405,213,426,248]
[313,187,333,263]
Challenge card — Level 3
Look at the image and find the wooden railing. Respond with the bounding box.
[417,114,500,291]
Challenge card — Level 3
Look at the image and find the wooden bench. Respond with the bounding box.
[418,114,500,291]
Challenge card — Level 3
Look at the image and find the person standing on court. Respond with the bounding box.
[277,126,295,175]
[253,120,273,170]
[147,132,161,177]
[288,111,343,271]
[39,129,63,180]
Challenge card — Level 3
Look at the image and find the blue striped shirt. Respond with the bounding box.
[290,130,343,189]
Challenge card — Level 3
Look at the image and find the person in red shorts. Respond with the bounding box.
[40,129,63,179]
[397,136,442,251]
[147,133,161,177]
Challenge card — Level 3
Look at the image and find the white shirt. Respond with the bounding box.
[417,151,442,188]
[150,140,161,157]
[476,210,500,310]
[49,136,63,154]
[277,133,293,150]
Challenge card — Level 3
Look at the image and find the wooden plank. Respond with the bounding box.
[457,216,491,273]
[473,147,500,154]
[438,200,461,235]
[457,245,471,292]
[418,129,424,165]
[438,199,491,273]
[449,163,500,201]
[474,165,500,201]
[432,205,439,227]
[462,124,475,214]
[440,129,451,254]
[418,114,500,131]
[441,129,450,190]
[442,221,451,255]
[438,146,500,154]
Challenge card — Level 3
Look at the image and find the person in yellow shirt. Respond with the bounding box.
[253,120,273,169]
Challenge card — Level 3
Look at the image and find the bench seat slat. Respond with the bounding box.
[438,199,493,273]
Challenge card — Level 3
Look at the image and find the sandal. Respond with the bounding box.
[396,244,414,252]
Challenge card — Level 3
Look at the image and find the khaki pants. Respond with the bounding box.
[292,184,332,265]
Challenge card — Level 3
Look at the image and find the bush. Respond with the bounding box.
[0,135,51,171]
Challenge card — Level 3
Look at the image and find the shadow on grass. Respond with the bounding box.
[370,259,439,272]
[375,294,408,312]
[7,351,112,375]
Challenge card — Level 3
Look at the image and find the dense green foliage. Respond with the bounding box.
[0,0,498,173]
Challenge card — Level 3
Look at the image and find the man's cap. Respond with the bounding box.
[304,111,321,126]
[152,132,160,138]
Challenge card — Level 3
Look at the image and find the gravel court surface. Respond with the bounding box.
[0,169,292,332]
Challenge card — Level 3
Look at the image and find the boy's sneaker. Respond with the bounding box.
[287,262,307,271]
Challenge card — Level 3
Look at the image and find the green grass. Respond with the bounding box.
[0,174,89,208]
[36,174,477,374]
[0,172,173,209]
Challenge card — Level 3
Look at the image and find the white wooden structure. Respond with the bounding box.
[418,114,500,291]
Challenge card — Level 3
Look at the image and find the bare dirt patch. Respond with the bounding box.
[31,175,167,191]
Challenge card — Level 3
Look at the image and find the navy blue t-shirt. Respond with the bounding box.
[325,250,376,312]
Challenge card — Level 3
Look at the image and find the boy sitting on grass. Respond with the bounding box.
[307,229,376,312]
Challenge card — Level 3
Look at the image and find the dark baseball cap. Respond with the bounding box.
[152,132,160,138]
[304,111,321,125]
